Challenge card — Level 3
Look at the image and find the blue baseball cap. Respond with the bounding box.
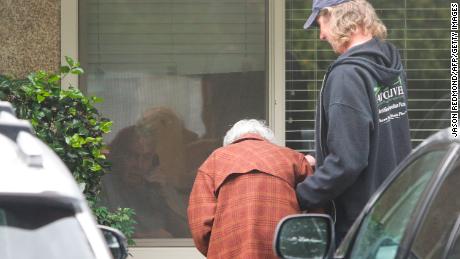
[303,0,351,29]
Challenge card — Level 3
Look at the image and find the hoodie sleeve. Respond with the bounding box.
[296,67,374,209]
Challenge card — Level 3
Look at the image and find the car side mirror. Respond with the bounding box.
[273,214,334,259]
[98,225,129,259]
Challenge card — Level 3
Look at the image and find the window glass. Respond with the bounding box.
[0,202,95,259]
[349,150,447,259]
[412,159,460,258]
[79,0,267,239]
[447,224,460,259]
[285,0,450,153]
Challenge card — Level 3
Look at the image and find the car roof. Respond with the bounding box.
[416,127,459,150]
[0,108,84,201]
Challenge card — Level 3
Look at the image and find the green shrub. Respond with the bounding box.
[0,57,136,244]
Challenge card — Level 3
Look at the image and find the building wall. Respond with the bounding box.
[0,0,60,78]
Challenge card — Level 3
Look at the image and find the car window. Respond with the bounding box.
[411,158,460,259]
[0,201,96,259]
[446,222,460,259]
[349,150,448,259]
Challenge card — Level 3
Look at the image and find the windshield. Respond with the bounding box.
[0,199,96,259]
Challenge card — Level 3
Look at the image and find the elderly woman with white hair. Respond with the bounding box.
[187,119,316,259]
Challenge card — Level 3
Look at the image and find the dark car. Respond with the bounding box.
[274,128,460,259]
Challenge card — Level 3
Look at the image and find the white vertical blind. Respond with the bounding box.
[82,0,266,76]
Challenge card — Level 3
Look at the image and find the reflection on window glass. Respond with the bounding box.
[285,0,451,153]
[350,150,447,259]
[79,0,267,239]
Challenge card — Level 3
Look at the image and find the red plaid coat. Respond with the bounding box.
[187,133,313,258]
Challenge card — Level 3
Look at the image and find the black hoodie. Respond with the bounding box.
[296,38,411,236]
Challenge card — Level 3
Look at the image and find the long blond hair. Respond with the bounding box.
[320,0,387,47]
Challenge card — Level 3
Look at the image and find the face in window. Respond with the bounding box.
[122,137,159,185]
[108,126,160,186]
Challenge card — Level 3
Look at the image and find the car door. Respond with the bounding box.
[406,148,460,259]
[336,145,456,259]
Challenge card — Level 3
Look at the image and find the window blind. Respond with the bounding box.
[79,0,267,141]
[80,0,266,76]
[79,0,268,242]
[285,0,451,153]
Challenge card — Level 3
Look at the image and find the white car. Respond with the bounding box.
[0,101,127,259]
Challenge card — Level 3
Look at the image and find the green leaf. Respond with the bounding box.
[36,70,47,80]
[100,121,113,133]
[65,56,75,67]
[91,148,106,159]
[36,94,45,103]
[66,88,84,99]
[60,65,70,74]
[65,136,71,145]
[69,107,77,116]
[21,85,34,95]
[78,127,89,135]
[43,91,51,97]
[27,74,37,86]
[30,118,38,127]
[90,162,102,172]
[48,74,61,84]
[91,96,104,103]
[86,137,96,143]
[70,67,84,75]
[69,134,85,148]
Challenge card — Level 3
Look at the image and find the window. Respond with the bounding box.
[411,158,460,258]
[446,219,460,259]
[78,0,268,241]
[285,0,451,153]
[0,201,95,259]
[349,150,447,259]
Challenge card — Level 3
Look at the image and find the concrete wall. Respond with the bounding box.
[0,0,60,78]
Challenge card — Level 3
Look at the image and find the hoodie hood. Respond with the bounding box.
[329,38,403,87]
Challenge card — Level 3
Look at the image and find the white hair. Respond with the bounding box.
[223,119,276,146]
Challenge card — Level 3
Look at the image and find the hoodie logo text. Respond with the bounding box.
[374,77,408,124]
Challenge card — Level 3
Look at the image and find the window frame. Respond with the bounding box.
[60,0,285,248]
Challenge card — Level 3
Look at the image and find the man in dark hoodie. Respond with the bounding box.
[296,0,412,244]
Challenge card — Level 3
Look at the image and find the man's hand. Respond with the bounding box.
[305,154,316,168]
